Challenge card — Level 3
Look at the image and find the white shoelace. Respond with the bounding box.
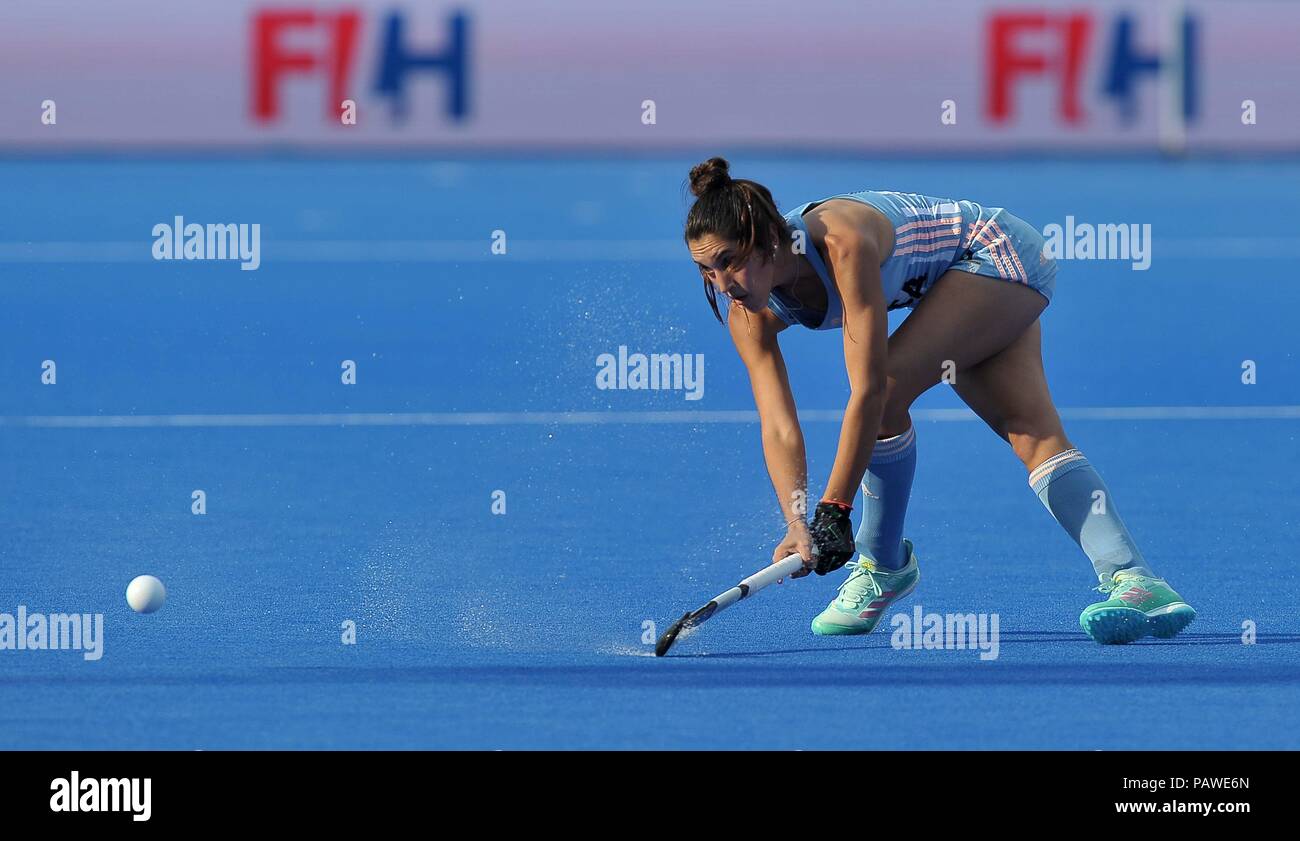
[834,560,882,608]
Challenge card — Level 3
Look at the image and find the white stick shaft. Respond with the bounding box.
[709,554,805,612]
[738,553,806,594]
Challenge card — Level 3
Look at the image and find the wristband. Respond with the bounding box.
[819,498,853,510]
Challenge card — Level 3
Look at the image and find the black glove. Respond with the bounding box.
[809,501,855,575]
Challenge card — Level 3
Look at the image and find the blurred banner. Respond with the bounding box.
[4,0,1297,151]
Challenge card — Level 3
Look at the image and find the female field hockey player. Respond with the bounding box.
[683,157,1195,644]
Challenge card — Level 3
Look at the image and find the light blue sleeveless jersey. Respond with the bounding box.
[769,190,1055,330]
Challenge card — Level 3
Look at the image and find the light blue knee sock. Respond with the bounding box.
[855,426,917,571]
[1029,449,1156,582]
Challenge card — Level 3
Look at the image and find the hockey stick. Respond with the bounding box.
[654,554,806,656]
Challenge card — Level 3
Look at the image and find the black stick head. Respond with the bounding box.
[654,612,693,657]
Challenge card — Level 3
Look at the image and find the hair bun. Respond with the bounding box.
[688,157,732,197]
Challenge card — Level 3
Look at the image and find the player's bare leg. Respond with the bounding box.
[953,321,1196,643]
[812,270,1044,634]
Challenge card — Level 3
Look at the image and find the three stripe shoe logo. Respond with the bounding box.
[1117,587,1153,606]
[858,591,896,620]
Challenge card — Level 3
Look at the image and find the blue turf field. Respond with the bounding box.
[1,157,1298,749]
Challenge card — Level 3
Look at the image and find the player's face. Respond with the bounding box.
[688,234,775,314]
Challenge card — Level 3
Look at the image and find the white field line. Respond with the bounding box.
[1,406,1298,429]
[0,236,1295,263]
[0,240,681,263]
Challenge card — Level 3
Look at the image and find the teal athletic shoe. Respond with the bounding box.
[1079,569,1196,644]
[811,539,920,636]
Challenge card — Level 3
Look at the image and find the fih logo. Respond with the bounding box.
[252,7,471,123]
[986,10,1198,125]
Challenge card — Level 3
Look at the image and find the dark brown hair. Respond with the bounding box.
[684,157,790,323]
